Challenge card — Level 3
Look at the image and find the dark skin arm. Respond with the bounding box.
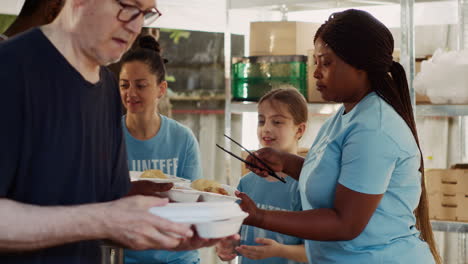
[126,180,173,196]
[238,184,383,241]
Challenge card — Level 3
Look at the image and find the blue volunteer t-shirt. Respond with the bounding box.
[298,92,434,263]
[238,172,306,264]
[0,28,131,264]
[123,114,202,264]
[123,115,202,179]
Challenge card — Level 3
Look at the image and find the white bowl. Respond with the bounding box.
[197,184,240,202]
[194,213,248,238]
[199,192,240,203]
[220,184,238,196]
[166,189,201,203]
[174,182,192,189]
[149,202,248,238]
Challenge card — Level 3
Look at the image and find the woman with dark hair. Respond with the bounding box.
[237,9,441,263]
[119,35,202,264]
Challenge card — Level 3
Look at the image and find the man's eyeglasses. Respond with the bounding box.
[116,0,162,26]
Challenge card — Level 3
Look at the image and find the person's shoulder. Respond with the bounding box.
[101,66,118,82]
[164,116,195,138]
[239,172,258,183]
[0,28,42,57]
[348,93,401,130]
[238,172,258,190]
[346,96,418,155]
[0,29,50,75]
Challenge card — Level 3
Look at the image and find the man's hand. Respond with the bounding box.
[215,235,241,261]
[126,180,173,196]
[100,195,192,250]
[236,238,281,260]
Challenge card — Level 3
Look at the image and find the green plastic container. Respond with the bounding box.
[232,55,307,101]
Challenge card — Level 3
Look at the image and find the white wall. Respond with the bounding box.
[0,0,24,15]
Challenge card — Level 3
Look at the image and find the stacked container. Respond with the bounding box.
[232,55,307,101]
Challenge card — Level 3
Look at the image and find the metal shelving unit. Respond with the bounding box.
[230,101,341,115]
[432,220,468,233]
[231,102,468,116]
[417,105,468,117]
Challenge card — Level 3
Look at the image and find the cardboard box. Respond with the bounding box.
[427,169,468,221]
[416,92,431,104]
[428,192,468,221]
[250,22,320,56]
[426,169,468,194]
[457,195,468,221]
[240,148,309,176]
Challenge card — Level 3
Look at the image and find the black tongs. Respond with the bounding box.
[216,134,286,183]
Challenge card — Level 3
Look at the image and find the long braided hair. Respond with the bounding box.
[314,9,441,263]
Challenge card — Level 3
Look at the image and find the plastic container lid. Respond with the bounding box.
[149,202,246,223]
[130,171,189,183]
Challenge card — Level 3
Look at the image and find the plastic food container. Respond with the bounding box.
[129,171,189,183]
[232,55,307,101]
[199,184,240,202]
[166,189,201,203]
[149,202,248,238]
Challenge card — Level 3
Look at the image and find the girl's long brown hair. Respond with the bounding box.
[259,88,308,125]
[315,9,441,263]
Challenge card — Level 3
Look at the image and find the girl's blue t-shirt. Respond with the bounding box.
[299,92,434,264]
[238,172,306,264]
[123,114,202,264]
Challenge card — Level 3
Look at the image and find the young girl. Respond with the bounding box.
[216,88,308,264]
[119,35,202,264]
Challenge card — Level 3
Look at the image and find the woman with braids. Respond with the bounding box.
[237,9,441,263]
[119,35,202,264]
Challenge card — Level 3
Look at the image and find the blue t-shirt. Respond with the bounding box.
[238,172,306,264]
[123,115,202,264]
[298,92,434,263]
[0,28,131,264]
[123,115,202,180]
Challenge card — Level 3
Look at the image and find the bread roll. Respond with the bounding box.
[140,169,167,179]
[191,179,229,195]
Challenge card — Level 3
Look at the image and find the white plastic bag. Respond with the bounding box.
[414,49,468,104]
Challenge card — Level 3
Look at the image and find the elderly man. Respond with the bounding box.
[0,0,225,263]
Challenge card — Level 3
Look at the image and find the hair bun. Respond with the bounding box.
[138,35,161,54]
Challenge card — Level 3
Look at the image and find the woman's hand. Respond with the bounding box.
[215,235,241,261]
[126,180,173,196]
[245,148,286,178]
[247,147,305,181]
[236,238,281,260]
[236,191,264,227]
